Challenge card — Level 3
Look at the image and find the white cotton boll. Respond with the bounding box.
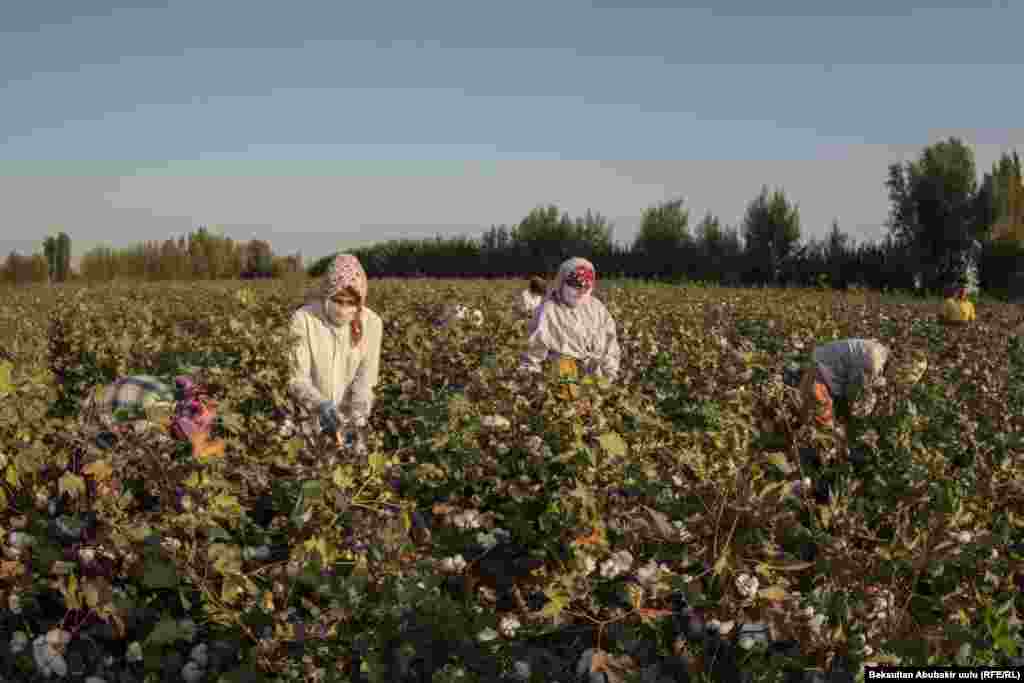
[578,553,598,575]
[955,531,972,544]
[441,555,467,573]
[278,419,296,437]
[735,573,759,600]
[182,661,205,683]
[452,510,483,530]
[10,632,28,654]
[46,629,71,650]
[481,415,511,430]
[636,560,662,587]
[190,643,209,668]
[600,550,634,579]
[33,635,67,678]
[499,615,521,638]
[470,309,484,327]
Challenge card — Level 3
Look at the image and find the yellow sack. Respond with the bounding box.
[941,298,975,324]
[552,356,580,401]
[557,357,580,380]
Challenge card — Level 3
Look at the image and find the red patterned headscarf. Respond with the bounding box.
[322,254,368,347]
[554,257,596,307]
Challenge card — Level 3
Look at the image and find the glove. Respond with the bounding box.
[318,400,340,434]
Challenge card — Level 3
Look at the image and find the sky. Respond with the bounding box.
[1,0,1022,269]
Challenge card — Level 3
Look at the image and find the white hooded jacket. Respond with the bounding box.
[288,299,383,421]
[520,257,622,381]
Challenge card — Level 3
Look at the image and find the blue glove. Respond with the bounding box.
[318,400,340,433]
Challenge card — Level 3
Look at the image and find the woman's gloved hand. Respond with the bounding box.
[318,400,340,434]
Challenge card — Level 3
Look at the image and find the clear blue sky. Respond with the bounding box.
[1,0,1021,267]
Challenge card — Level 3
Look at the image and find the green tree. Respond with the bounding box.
[512,205,577,272]
[980,151,1024,244]
[634,198,690,253]
[741,186,801,283]
[633,198,691,279]
[573,209,614,257]
[55,232,71,282]
[885,137,979,290]
[43,236,57,283]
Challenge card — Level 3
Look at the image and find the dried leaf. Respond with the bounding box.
[82,459,114,482]
[640,505,678,541]
[572,527,604,547]
[58,472,87,500]
[759,585,788,602]
[0,560,23,579]
[591,649,640,683]
[192,433,226,460]
[636,607,674,623]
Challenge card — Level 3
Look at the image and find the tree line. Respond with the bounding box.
[3,138,1022,296]
[1,227,303,285]
[310,139,1023,297]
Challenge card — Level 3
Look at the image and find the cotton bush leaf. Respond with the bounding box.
[597,432,627,458]
[0,361,12,398]
[82,459,114,482]
[58,472,87,500]
[146,617,185,647]
[141,552,179,589]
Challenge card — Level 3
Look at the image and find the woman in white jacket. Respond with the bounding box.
[518,276,548,320]
[521,257,621,381]
[288,254,383,450]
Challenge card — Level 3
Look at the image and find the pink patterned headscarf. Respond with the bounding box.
[322,254,368,302]
[321,254,368,347]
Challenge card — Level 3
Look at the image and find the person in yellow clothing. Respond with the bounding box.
[940,284,976,324]
[288,253,383,453]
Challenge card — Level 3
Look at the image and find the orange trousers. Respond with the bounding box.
[798,365,834,428]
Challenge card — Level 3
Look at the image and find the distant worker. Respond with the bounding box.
[940,283,976,324]
[521,258,621,382]
[794,338,925,430]
[519,276,548,321]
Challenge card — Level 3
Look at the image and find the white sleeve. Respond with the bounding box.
[287,312,327,413]
[520,314,550,374]
[598,310,622,381]
[348,316,382,419]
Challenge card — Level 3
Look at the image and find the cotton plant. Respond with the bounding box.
[476,527,511,550]
[450,509,484,530]
[499,615,522,638]
[440,555,467,573]
[735,572,760,600]
[599,550,634,580]
[635,559,670,589]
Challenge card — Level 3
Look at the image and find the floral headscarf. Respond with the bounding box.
[524,256,621,381]
[554,257,596,307]
[322,254,368,347]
